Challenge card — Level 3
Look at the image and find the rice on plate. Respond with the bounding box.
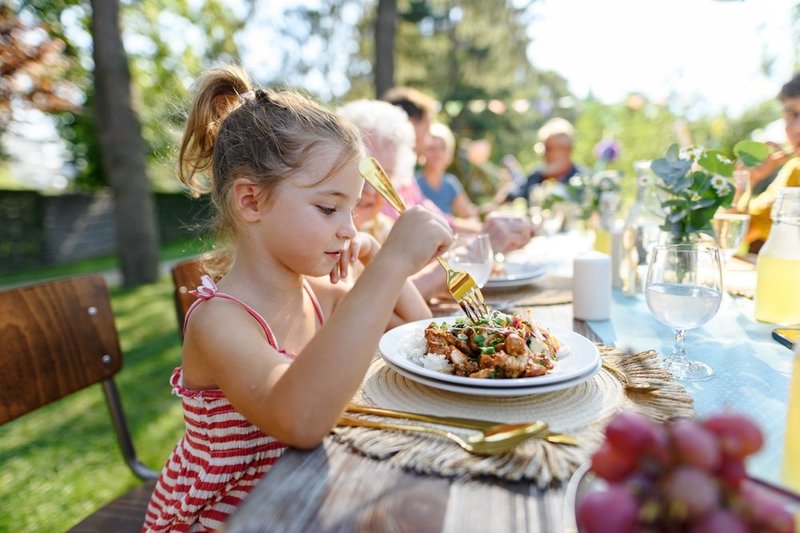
[398,310,561,379]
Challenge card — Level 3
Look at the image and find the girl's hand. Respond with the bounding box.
[329,232,381,284]
[381,206,453,276]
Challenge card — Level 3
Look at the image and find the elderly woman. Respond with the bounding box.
[339,99,534,300]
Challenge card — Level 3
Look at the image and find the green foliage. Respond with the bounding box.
[650,142,768,242]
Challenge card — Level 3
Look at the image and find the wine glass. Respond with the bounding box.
[645,244,722,381]
[711,168,751,263]
[444,233,494,287]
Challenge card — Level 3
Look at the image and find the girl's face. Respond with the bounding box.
[257,146,362,278]
[354,182,384,228]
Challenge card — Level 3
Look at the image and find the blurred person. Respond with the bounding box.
[507,117,586,204]
[382,89,535,252]
[382,86,436,159]
[418,122,479,218]
[745,73,800,252]
[340,99,533,300]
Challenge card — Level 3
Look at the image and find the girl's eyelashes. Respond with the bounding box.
[316,205,336,215]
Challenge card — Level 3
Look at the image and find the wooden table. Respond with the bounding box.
[224,243,792,531]
[224,309,597,533]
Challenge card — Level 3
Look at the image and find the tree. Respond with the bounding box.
[374,0,397,97]
[0,4,78,140]
[90,0,159,286]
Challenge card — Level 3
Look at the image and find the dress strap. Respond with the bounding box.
[302,279,325,325]
[184,276,280,351]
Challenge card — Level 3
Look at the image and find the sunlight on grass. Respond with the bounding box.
[0,275,186,532]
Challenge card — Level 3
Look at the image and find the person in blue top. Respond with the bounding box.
[417,122,480,219]
[507,117,586,204]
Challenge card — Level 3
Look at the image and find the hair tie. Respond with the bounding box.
[238,91,255,103]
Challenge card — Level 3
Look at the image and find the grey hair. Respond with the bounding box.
[338,99,417,186]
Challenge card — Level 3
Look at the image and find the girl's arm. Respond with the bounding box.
[191,207,452,449]
[345,232,431,327]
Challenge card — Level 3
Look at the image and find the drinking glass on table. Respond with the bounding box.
[711,168,751,263]
[645,244,722,381]
[444,233,494,288]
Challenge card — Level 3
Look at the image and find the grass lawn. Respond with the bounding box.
[0,247,203,531]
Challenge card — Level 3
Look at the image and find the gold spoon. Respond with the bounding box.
[346,403,577,445]
[337,415,548,455]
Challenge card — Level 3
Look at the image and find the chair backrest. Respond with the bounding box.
[170,257,205,338]
[0,274,156,480]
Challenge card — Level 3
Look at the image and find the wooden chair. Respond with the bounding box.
[170,257,205,338]
[0,274,159,532]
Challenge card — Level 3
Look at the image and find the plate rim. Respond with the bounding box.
[383,357,601,397]
[485,263,547,288]
[379,317,600,388]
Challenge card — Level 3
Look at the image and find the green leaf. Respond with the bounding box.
[668,209,688,223]
[666,143,681,161]
[734,140,770,168]
[693,197,716,209]
[651,157,692,186]
[698,150,733,177]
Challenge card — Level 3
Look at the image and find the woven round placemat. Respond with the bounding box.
[333,346,693,487]
[483,274,573,307]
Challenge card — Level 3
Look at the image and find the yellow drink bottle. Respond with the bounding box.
[755,188,800,324]
[782,342,800,491]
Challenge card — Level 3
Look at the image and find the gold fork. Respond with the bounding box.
[358,157,489,323]
[337,414,547,455]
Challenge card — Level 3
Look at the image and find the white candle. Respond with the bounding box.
[572,251,612,321]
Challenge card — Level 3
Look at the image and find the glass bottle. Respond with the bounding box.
[754,187,800,324]
[593,190,620,255]
[620,162,664,294]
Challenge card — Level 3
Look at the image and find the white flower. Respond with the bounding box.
[710,175,730,196]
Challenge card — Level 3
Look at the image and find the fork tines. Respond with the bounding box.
[459,289,489,322]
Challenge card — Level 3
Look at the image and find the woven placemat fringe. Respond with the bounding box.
[333,345,692,486]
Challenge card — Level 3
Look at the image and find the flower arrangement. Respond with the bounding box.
[541,171,622,221]
[650,141,769,243]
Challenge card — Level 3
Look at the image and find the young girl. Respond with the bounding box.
[142,65,452,532]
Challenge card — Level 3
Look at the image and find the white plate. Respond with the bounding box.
[485,262,547,289]
[379,317,600,389]
[384,357,601,397]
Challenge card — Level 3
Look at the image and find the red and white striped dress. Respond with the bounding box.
[142,276,324,532]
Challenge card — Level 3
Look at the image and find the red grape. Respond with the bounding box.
[591,440,636,482]
[576,484,638,533]
[716,456,746,489]
[689,510,748,533]
[740,483,796,533]
[663,466,721,519]
[605,410,660,456]
[670,419,721,472]
[703,413,764,459]
[580,412,794,533]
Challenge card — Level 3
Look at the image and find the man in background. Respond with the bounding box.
[745,73,800,252]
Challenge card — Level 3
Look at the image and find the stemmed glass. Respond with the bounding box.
[444,233,494,288]
[711,168,751,264]
[645,244,723,381]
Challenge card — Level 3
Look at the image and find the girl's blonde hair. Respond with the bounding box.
[178,65,363,274]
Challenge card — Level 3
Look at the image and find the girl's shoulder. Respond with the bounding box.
[304,276,350,316]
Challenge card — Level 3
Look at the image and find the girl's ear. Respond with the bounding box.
[232,177,263,223]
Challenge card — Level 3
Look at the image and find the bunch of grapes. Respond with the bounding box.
[576,411,796,532]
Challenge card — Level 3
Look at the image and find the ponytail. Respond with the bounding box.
[178,65,252,197]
